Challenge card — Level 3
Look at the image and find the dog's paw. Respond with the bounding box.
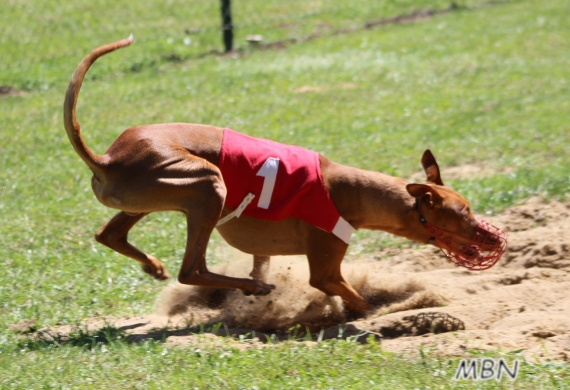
[141,262,171,281]
[243,280,276,296]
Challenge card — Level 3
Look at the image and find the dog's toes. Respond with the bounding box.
[344,301,373,319]
[157,269,171,281]
[141,263,170,281]
[243,281,275,296]
[262,284,276,295]
[253,283,276,296]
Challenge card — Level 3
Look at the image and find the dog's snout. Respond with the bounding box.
[486,233,498,245]
[429,219,507,270]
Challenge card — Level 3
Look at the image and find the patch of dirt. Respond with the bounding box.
[29,197,570,362]
[9,319,37,334]
[0,86,24,97]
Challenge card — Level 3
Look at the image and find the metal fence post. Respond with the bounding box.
[220,0,233,52]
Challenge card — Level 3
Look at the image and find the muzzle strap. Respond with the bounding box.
[413,197,507,270]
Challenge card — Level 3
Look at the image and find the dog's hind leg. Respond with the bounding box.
[176,178,276,296]
[95,211,170,280]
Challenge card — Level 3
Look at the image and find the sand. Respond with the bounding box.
[31,197,570,362]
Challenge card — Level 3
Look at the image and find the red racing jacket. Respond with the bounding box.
[218,128,353,244]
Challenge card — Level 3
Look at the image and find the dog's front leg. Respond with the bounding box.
[95,211,171,280]
[305,229,372,315]
[250,255,270,282]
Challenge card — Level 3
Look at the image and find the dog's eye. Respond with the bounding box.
[462,206,471,221]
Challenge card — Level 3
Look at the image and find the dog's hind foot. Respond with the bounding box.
[141,258,171,281]
[243,280,276,296]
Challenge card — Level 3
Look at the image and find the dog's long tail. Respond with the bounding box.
[63,35,134,175]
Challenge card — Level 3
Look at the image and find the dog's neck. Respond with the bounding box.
[322,157,427,244]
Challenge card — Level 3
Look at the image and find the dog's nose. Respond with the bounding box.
[486,233,498,245]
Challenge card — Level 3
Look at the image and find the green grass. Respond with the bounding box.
[3,333,569,389]
[2,0,486,90]
[1,0,569,387]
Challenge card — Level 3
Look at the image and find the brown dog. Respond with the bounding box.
[64,37,506,315]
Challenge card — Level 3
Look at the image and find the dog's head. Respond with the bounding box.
[406,150,507,270]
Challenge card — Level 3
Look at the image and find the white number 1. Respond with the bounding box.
[256,157,280,209]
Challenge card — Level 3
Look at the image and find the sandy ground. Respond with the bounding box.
[31,197,570,362]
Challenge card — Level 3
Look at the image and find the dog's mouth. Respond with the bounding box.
[426,220,508,270]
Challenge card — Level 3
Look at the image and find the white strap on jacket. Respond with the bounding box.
[332,216,354,245]
[216,193,256,227]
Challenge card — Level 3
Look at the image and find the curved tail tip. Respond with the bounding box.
[126,34,134,44]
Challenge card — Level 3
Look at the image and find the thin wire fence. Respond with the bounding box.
[1,0,510,90]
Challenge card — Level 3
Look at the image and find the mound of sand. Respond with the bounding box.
[31,197,570,362]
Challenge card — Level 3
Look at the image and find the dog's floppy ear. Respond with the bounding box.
[406,183,443,209]
[421,149,444,186]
